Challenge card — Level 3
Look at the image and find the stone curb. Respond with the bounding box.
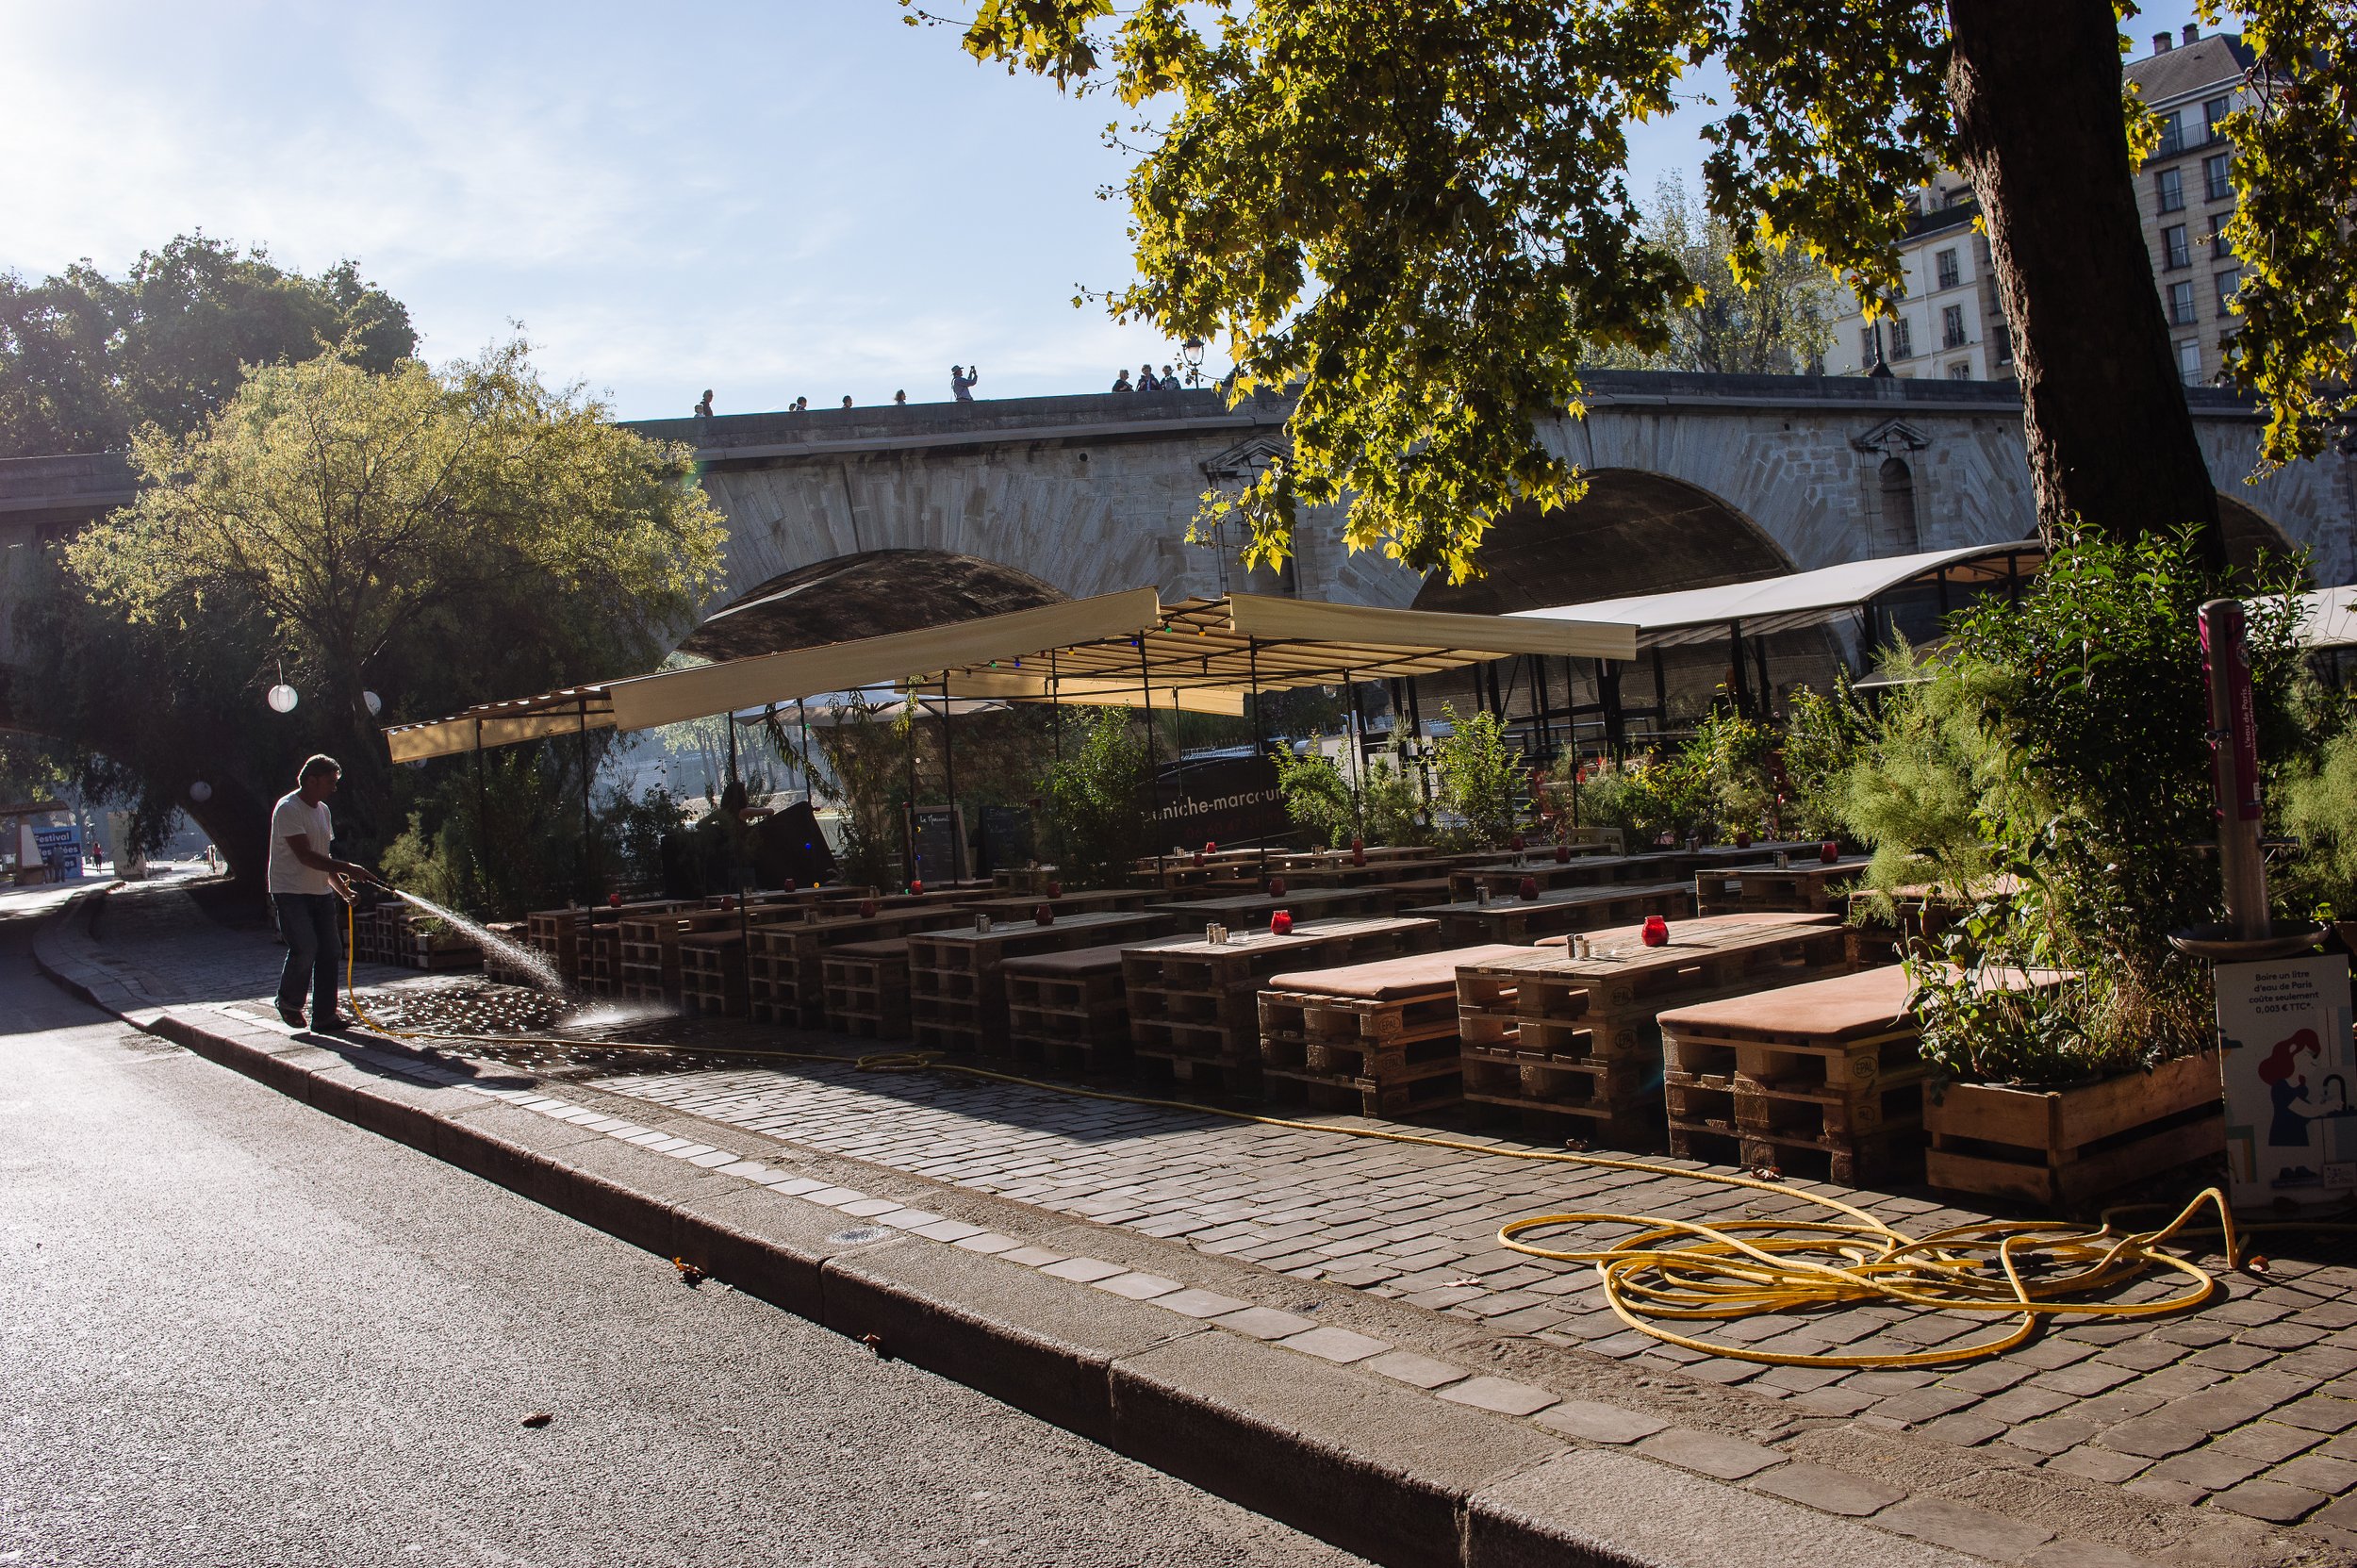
[28,889,2096,1568]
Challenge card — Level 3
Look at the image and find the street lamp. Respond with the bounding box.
[1180,337,1206,387]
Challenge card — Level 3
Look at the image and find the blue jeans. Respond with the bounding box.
[274,892,343,1026]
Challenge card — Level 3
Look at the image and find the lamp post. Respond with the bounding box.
[1180,336,1206,387]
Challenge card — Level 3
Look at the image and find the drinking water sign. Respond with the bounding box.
[2216,955,2357,1210]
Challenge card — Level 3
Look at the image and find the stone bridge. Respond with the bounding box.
[619,371,2353,658]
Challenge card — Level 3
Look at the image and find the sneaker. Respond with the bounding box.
[312,1013,356,1034]
[275,1002,305,1029]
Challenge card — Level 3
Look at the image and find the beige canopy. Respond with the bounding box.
[383,586,1635,763]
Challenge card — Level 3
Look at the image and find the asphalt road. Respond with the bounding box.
[0,901,1365,1568]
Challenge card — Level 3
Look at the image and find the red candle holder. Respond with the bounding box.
[1350,836,1366,867]
[1641,915,1670,948]
[1820,841,1840,865]
[1268,876,1287,898]
[1553,843,1570,864]
[910,878,924,895]
[1519,876,1540,901]
[1035,903,1055,925]
[858,898,878,919]
[607,892,622,909]
[781,878,796,893]
[1205,840,1218,855]
[1509,833,1526,852]
[1046,879,1063,898]
[1271,910,1294,935]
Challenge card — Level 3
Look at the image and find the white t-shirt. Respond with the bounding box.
[267,791,336,896]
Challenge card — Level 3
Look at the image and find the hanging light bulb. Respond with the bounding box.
[266,684,299,714]
[188,781,213,802]
[363,690,382,717]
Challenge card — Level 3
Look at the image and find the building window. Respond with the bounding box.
[2205,95,2232,143]
[2167,280,2198,325]
[2217,268,2242,314]
[2156,167,2184,213]
[1935,249,1959,290]
[1947,361,1972,380]
[2162,224,2190,270]
[2177,338,2201,385]
[2156,111,2184,157]
[1890,316,1914,359]
[1941,304,1967,349]
[1993,321,2014,365]
[2210,212,2232,255]
[1878,457,1919,553]
[2204,153,2232,202]
[1859,326,1878,367]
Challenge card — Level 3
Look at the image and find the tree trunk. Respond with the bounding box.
[1948,0,2225,566]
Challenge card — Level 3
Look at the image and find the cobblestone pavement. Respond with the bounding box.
[69,881,2357,1560]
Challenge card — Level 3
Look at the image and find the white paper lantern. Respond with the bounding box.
[266,684,298,714]
[363,690,382,716]
[188,781,213,802]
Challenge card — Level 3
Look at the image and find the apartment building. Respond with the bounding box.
[1823,24,2257,385]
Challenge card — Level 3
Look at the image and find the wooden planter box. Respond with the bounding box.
[1924,1051,2223,1208]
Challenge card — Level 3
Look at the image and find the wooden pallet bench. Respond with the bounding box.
[747,905,974,1028]
[1695,855,1871,917]
[1123,916,1440,1095]
[1003,939,1166,1073]
[1453,913,1854,1146]
[909,909,1176,1055]
[821,937,913,1040]
[1446,850,1704,902]
[1658,963,1924,1183]
[954,888,1165,919]
[1260,944,1527,1119]
[1401,881,1695,947]
[616,903,808,1008]
[677,932,750,1018]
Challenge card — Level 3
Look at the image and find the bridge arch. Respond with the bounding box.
[1410,470,1793,617]
[680,549,1068,661]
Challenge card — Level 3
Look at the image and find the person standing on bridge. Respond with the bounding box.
[268,755,381,1032]
[950,365,979,402]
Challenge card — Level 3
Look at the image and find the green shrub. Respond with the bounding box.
[1270,738,1356,847]
[1040,707,1148,885]
[1779,677,1871,841]
[1432,705,1523,849]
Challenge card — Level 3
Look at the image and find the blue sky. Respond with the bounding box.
[2,2,2205,422]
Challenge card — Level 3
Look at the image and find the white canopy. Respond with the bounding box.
[2293,585,2357,651]
[1508,541,2046,649]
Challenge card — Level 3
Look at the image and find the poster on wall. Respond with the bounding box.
[2217,954,2357,1211]
[31,823,84,882]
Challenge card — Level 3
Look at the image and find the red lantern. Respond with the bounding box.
[1271,909,1294,935]
[1553,843,1570,864]
[1519,876,1540,901]
[1350,836,1366,867]
[1820,841,1839,865]
[1035,903,1055,926]
[1641,915,1670,948]
[1268,876,1287,898]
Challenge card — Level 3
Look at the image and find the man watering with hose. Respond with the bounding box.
[268,754,384,1032]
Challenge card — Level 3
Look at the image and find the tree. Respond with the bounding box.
[934,0,2341,579]
[0,233,414,458]
[60,339,728,862]
[1586,176,1834,373]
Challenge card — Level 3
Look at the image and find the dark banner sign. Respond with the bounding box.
[1145,753,1286,849]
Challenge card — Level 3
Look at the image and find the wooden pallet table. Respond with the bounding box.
[1003,939,1174,1073]
[909,909,1177,1055]
[821,938,913,1040]
[953,888,1165,918]
[408,924,482,972]
[1658,964,1928,1183]
[1401,881,1696,946]
[1162,886,1393,925]
[617,904,808,1008]
[677,932,750,1018]
[747,905,975,1028]
[1695,856,1871,917]
[1122,916,1441,1094]
[1453,913,1855,1146]
[1260,944,1528,1119]
[1447,851,1696,901]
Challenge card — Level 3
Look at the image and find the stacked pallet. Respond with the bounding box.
[616,905,771,1006]
[407,920,481,972]
[909,909,1175,1054]
[1162,887,1393,926]
[1694,856,1871,917]
[677,931,750,1018]
[748,905,973,1028]
[525,906,587,983]
[1003,940,1147,1072]
[820,937,913,1040]
[352,900,401,966]
[1402,882,1693,947]
[480,921,539,986]
[1453,913,1854,1146]
[1123,916,1439,1094]
[1259,944,1527,1118]
[1658,964,1925,1183]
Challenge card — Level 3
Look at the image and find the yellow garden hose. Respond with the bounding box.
[339,900,2247,1370]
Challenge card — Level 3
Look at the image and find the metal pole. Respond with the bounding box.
[903,693,918,888]
[472,718,487,892]
[1345,667,1366,841]
[1531,654,1553,760]
[577,699,594,900]
[939,676,965,882]
[799,701,814,804]
[1250,635,1270,883]
[1754,636,1772,720]
[1727,620,1750,718]
[1139,638,1165,880]
[1407,674,1431,803]
[2202,600,2269,940]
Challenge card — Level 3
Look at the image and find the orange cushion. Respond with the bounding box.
[1268,944,1531,1000]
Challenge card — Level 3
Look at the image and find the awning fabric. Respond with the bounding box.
[2293,585,2357,651]
[383,586,1633,760]
[1509,541,2046,649]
